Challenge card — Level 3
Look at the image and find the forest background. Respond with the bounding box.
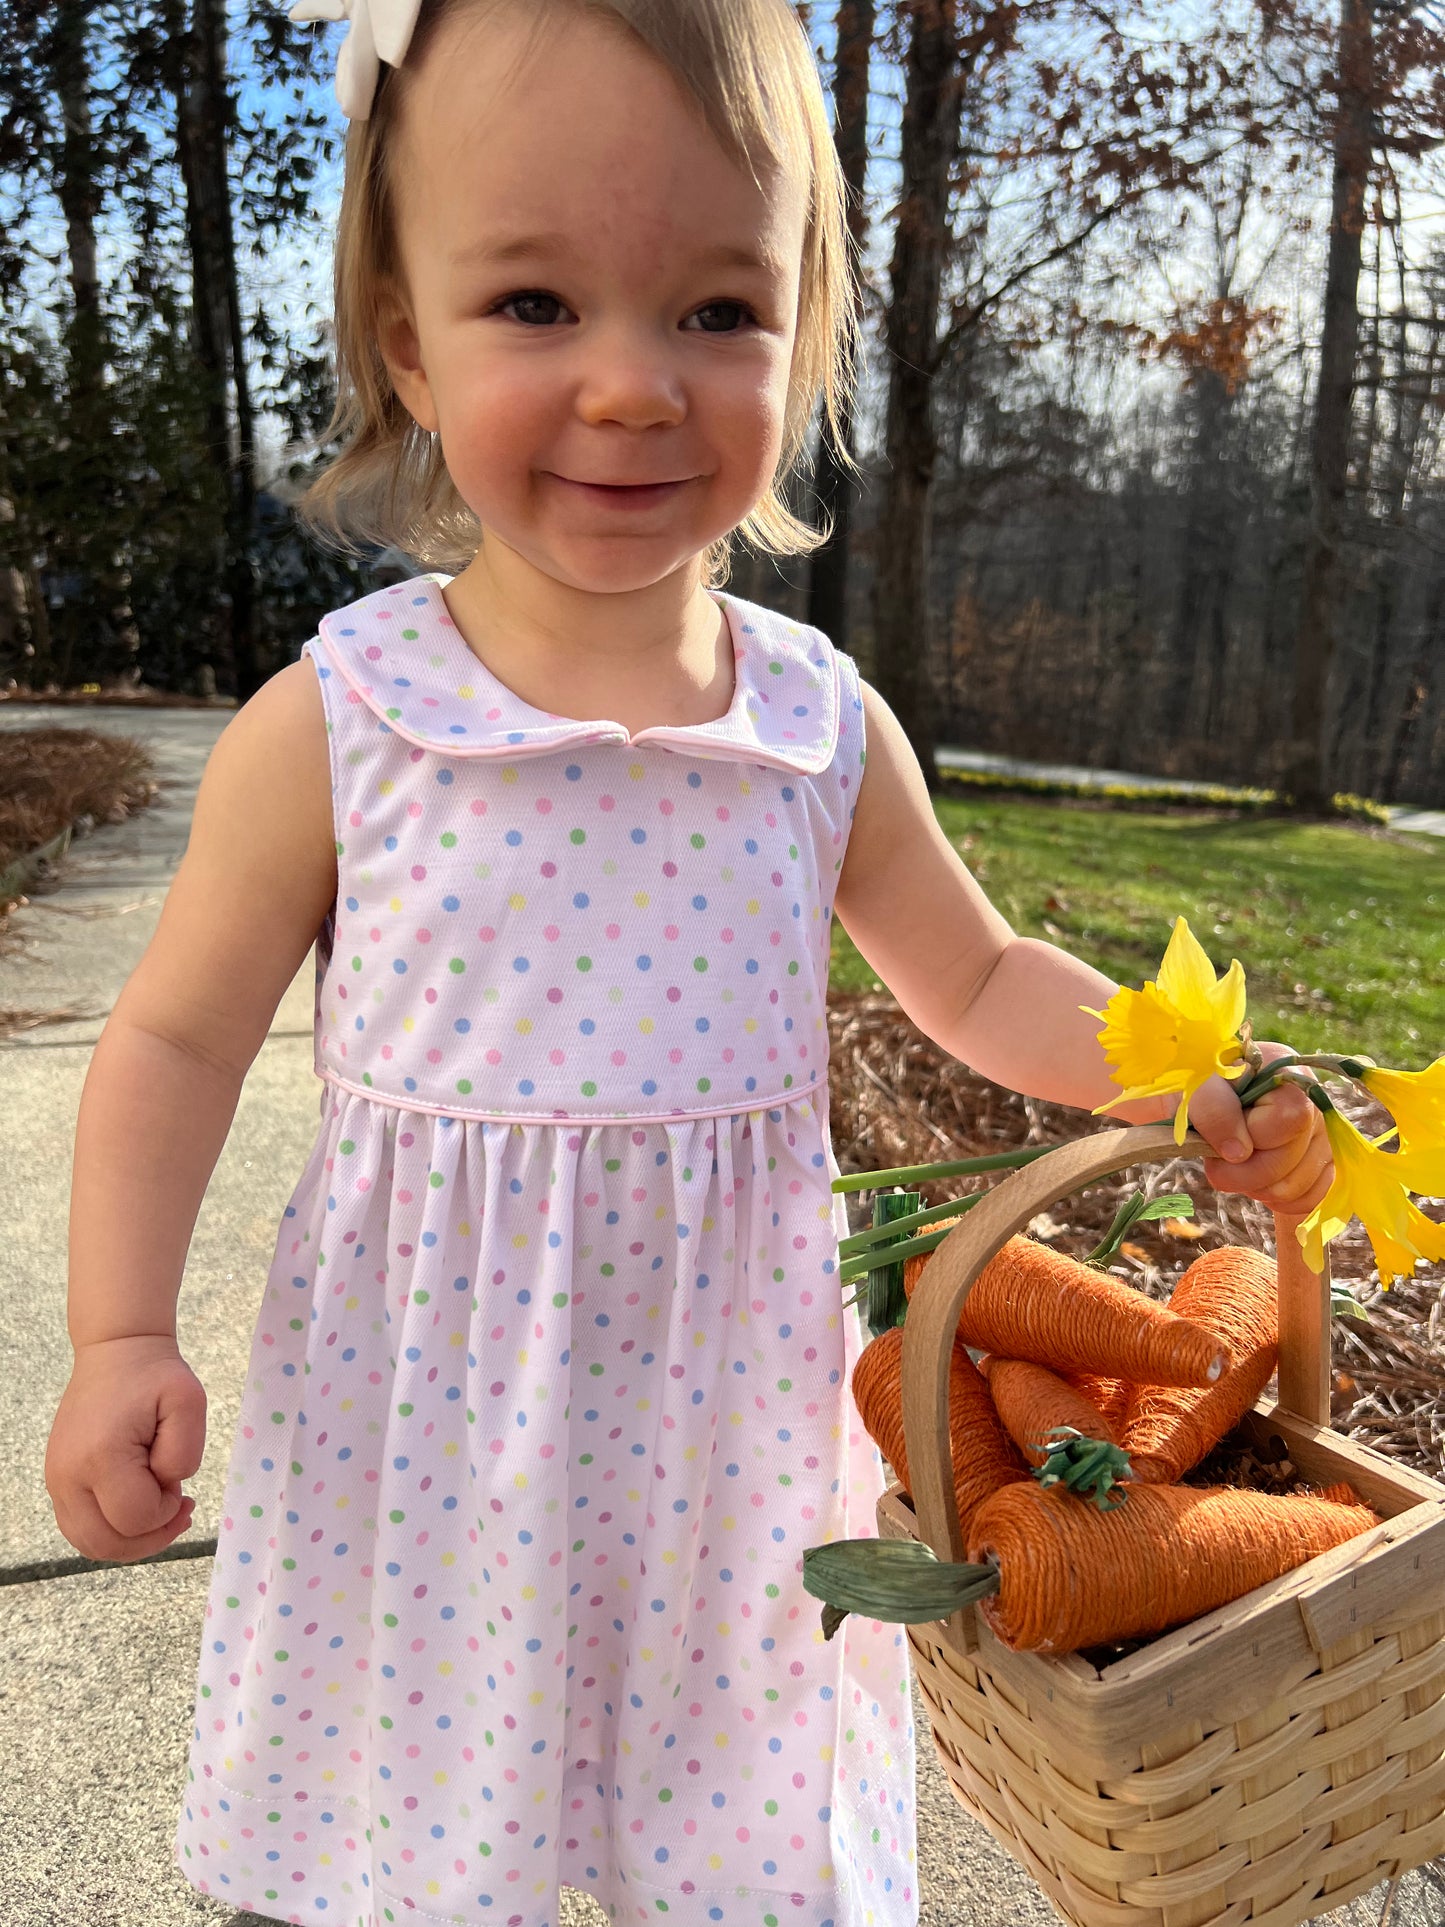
[3,0,1445,812]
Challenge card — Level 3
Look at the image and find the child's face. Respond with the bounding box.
[380,5,808,598]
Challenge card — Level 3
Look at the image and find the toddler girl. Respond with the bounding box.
[45,3,1331,1924]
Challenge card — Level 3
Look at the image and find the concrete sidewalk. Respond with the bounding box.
[1,703,1438,1927]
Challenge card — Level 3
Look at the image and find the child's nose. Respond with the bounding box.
[575,328,687,432]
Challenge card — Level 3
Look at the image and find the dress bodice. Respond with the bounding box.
[301,575,865,1124]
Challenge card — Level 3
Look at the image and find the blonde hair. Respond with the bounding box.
[296,0,859,585]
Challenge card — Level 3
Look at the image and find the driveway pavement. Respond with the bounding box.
[0,702,1437,1926]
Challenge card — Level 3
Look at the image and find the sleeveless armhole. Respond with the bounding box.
[300,636,342,1098]
[831,643,867,879]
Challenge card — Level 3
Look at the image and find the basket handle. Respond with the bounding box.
[899,1122,1332,1566]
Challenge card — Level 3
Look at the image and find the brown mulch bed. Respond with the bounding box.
[0,683,233,708]
[825,987,1445,1482]
[0,726,159,878]
[0,728,161,1031]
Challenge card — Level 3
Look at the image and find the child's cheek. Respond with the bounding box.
[717,360,789,498]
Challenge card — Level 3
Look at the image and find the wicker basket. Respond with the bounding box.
[880,1121,1445,1927]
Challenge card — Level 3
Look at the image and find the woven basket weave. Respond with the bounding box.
[879,1122,1445,1927]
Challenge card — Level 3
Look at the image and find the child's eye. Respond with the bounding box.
[684,300,756,334]
[492,290,571,327]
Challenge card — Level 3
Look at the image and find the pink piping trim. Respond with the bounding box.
[315,1066,823,1125]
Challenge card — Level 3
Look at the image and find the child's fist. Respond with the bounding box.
[1188,1041,1333,1217]
[45,1335,206,1564]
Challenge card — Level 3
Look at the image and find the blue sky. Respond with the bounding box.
[15,0,1445,486]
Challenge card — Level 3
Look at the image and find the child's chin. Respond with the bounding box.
[535,538,713,596]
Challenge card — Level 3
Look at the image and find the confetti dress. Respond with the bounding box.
[173,574,918,1927]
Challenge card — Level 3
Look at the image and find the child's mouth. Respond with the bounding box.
[551,476,693,510]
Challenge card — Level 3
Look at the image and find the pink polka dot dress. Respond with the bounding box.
[173,575,918,1927]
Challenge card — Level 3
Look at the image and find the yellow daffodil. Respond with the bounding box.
[1356,1058,1445,1159]
[1297,1106,1445,1287]
[1082,915,1247,1144]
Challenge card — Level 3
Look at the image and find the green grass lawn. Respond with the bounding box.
[828,795,1443,1068]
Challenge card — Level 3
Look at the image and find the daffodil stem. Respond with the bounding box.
[830,1143,1056,1194]
[1233,1054,1362,1107]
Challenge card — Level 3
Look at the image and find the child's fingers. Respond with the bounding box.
[1204,1118,1333,1212]
[1187,1075,1252,1161]
[1266,1137,1334,1214]
[148,1369,208,1488]
[92,1448,192,1543]
[56,1481,195,1566]
[1241,1081,1315,1151]
[1204,1121,1311,1192]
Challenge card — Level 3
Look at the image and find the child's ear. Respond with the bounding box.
[376,278,439,433]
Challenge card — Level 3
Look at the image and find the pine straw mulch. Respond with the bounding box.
[0,682,232,708]
[0,727,161,1034]
[0,725,159,880]
[824,987,1445,1483]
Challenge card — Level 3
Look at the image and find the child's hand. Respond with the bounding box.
[45,1335,206,1564]
[1187,1041,1333,1217]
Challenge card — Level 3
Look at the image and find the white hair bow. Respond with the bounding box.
[289,0,422,121]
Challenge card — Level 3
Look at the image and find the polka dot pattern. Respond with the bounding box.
[312,574,841,776]
[299,579,852,1124]
[173,582,917,1927]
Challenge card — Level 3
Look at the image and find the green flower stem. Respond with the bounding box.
[1234,1065,1318,1104]
[838,1222,961,1289]
[864,1190,919,1337]
[839,1191,986,1258]
[830,1143,1057,1195]
[1232,1053,1302,1104]
[1233,1053,1361,1107]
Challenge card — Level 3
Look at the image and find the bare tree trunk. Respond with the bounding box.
[870,0,957,791]
[1381,564,1439,802]
[1283,0,1372,810]
[51,3,101,330]
[170,0,260,701]
[22,564,55,691]
[1173,368,1233,750]
[50,0,142,687]
[807,0,874,650]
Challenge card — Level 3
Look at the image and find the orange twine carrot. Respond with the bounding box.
[978,1355,1122,1464]
[851,1324,1029,1531]
[1122,1246,1278,1483]
[1063,1372,1131,1433]
[967,1479,1380,1654]
[905,1233,1229,1387]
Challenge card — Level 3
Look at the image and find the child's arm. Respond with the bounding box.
[66,659,338,1349]
[50,658,337,1564]
[832,681,1331,1216]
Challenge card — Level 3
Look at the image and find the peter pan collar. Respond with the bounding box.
[313,573,840,775]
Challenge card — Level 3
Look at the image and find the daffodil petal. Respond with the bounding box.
[1394,1143,1445,1200]
[1296,1208,1328,1274]
[1364,1060,1445,1161]
[1214,958,1247,1037]
[1099,1069,1193,1104]
[1156,916,1218,1013]
[1096,985,1187,1090]
[1312,1107,1445,1288]
[1092,920,1249,1138]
